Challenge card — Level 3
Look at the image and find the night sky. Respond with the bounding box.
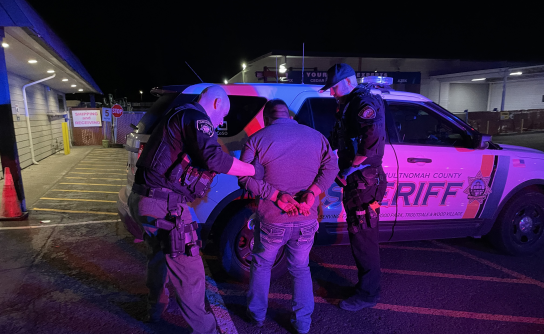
[26,0,543,102]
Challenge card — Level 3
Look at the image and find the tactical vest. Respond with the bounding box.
[136,105,215,202]
[332,84,386,170]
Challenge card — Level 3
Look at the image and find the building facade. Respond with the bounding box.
[229,51,543,113]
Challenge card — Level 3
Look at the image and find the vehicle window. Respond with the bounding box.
[294,98,337,137]
[387,102,473,147]
[136,93,198,134]
[218,96,267,137]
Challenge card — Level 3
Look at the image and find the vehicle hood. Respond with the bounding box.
[498,144,544,158]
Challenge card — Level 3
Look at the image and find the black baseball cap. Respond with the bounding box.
[320,63,356,92]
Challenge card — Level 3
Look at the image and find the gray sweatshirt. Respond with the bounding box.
[239,118,339,224]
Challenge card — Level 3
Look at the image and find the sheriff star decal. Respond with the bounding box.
[197,120,214,137]
[463,171,492,204]
[358,106,376,119]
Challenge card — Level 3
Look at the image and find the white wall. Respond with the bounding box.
[488,78,544,111]
[448,83,489,112]
[8,72,66,169]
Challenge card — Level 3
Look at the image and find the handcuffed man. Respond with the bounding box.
[238,99,338,333]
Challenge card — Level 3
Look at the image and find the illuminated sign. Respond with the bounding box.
[285,71,421,85]
[73,109,101,127]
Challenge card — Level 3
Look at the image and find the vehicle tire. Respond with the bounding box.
[219,204,288,282]
[488,191,544,256]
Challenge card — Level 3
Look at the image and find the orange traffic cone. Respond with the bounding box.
[2,167,22,218]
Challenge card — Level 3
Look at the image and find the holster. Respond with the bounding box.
[156,216,201,258]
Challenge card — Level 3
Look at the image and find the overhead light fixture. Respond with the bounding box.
[471,78,486,81]
[28,59,37,64]
[78,89,83,91]
[47,70,55,73]
[71,84,76,87]
[510,72,522,76]
[2,42,8,48]
[224,79,228,84]
[139,90,143,94]
[62,79,68,81]
[242,63,246,70]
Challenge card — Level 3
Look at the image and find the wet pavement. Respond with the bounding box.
[0,141,543,333]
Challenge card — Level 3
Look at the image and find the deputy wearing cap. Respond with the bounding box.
[323,64,387,311]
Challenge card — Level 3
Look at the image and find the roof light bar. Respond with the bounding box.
[510,72,522,76]
[362,76,394,86]
[471,78,486,81]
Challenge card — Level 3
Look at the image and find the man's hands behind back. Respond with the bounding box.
[275,190,315,217]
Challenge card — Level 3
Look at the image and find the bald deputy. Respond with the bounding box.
[129,85,264,333]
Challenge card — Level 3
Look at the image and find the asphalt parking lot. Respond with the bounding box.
[29,148,126,220]
[1,139,543,334]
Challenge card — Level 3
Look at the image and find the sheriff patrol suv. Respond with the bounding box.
[117,79,544,281]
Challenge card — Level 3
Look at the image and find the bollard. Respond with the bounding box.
[62,122,70,155]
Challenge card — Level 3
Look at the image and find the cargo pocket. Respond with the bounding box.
[297,221,319,245]
[259,222,286,244]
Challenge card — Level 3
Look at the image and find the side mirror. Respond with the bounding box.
[477,134,492,149]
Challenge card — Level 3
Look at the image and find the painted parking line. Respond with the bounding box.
[372,303,544,325]
[213,289,544,325]
[432,241,544,289]
[31,208,118,215]
[65,177,125,180]
[59,183,124,186]
[50,189,118,194]
[40,197,117,203]
[316,263,530,284]
[0,219,120,230]
[70,172,127,175]
[75,168,126,171]
[78,164,127,167]
[379,244,456,253]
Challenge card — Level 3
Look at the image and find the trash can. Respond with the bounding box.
[102,139,109,148]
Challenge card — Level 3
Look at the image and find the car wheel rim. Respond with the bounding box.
[235,217,284,269]
[512,204,543,246]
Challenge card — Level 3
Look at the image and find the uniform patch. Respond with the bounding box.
[197,120,214,137]
[358,106,376,119]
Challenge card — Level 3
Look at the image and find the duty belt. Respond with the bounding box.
[132,183,201,257]
[132,183,184,216]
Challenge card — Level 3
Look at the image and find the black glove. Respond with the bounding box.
[252,158,264,180]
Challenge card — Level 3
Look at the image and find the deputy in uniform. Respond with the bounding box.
[128,85,263,333]
[321,64,387,311]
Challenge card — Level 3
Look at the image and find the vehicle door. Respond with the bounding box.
[386,101,492,241]
[290,93,398,244]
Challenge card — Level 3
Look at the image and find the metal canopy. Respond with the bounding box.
[0,0,102,94]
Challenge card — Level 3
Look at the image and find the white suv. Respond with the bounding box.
[117,81,544,281]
